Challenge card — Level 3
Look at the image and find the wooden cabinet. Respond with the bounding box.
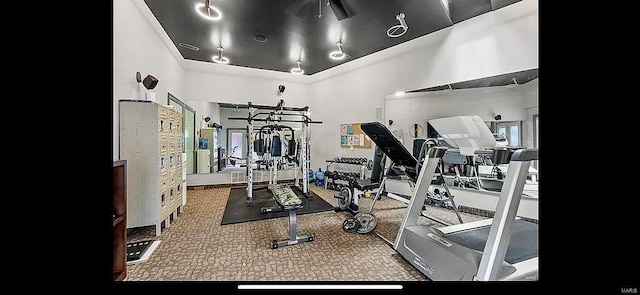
[113,160,127,281]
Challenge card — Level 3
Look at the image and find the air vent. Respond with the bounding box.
[253,35,268,43]
[179,43,200,51]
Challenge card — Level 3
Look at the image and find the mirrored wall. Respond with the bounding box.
[168,93,196,174]
[385,68,538,152]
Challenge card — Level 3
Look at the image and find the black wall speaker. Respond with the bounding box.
[143,75,159,90]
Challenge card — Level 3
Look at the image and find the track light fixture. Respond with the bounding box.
[387,13,408,38]
[196,0,222,21]
[505,77,519,88]
[290,60,304,75]
[212,46,229,64]
[329,41,347,60]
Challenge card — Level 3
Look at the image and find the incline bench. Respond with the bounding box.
[269,184,315,249]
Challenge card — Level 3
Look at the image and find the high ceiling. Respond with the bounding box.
[144,0,522,75]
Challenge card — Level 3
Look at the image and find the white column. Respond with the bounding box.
[246,107,254,206]
[301,118,308,194]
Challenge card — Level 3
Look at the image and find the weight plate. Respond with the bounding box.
[342,217,360,233]
[354,212,377,234]
[338,187,352,211]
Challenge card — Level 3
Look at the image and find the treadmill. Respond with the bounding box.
[393,116,538,281]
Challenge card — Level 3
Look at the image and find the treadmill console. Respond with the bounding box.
[491,148,515,165]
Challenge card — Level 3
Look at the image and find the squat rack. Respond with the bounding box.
[228,99,322,206]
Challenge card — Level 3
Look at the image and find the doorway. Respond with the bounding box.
[226,128,247,165]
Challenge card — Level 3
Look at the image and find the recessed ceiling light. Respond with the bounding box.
[395,91,405,96]
[253,35,268,43]
[195,1,222,21]
[329,41,346,60]
[290,60,304,75]
[212,46,229,64]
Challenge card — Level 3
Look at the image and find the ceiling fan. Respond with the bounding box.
[287,0,354,21]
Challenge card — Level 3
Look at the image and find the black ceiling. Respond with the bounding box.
[407,68,538,92]
[144,0,521,75]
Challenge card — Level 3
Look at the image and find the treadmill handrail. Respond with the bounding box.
[475,148,537,281]
[511,149,538,162]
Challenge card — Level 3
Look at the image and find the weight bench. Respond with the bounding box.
[360,122,464,223]
[268,184,315,249]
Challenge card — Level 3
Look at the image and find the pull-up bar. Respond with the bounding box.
[248,101,309,112]
[228,117,322,124]
[251,112,308,118]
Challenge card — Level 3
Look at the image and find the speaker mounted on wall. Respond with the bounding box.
[143,75,159,90]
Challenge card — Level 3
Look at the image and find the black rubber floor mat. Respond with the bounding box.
[221,185,334,225]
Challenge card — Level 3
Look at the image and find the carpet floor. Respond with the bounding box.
[125,185,487,281]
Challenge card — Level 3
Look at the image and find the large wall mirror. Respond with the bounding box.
[385,68,538,152]
[184,101,304,175]
[168,93,197,174]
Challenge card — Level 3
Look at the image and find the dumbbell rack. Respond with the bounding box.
[324,157,369,191]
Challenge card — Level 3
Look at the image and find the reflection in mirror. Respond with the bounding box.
[184,101,304,175]
[168,93,197,174]
[386,70,538,195]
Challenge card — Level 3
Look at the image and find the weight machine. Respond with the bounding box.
[227,99,322,207]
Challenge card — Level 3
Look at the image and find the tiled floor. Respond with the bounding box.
[125,185,486,281]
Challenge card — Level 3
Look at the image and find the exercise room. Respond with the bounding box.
[113,0,539,284]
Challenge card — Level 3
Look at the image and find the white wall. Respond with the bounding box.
[183,69,310,107]
[307,0,538,170]
[113,0,185,160]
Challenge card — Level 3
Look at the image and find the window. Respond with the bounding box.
[532,114,539,170]
[496,121,522,147]
[533,114,539,149]
[509,125,519,146]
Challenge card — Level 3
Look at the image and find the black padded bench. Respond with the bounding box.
[353,179,380,191]
[269,184,315,249]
